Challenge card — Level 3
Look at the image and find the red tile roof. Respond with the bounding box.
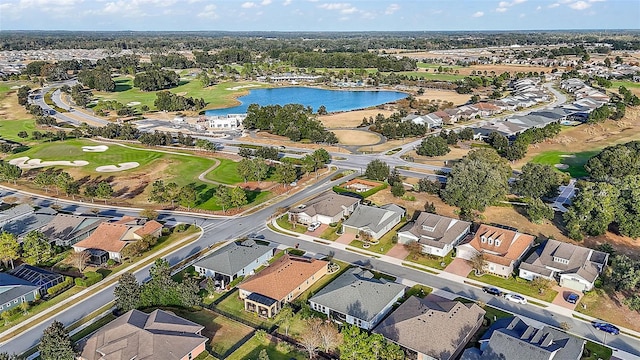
[468,224,535,266]
[133,220,162,237]
[73,223,130,253]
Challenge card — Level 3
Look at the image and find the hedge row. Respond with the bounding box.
[47,276,73,296]
[332,182,388,198]
[74,272,103,287]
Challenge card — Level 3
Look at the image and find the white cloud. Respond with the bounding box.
[385,3,400,15]
[242,2,256,8]
[261,0,272,5]
[472,11,484,17]
[569,1,591,10]
[548,3,560,8]
[589,0,606,2]
[495,0,526,13]
[496,7,508,12]
[198,4,217,18]
[282,0,292,4]
[318,2,357,14]
[536,5,541,10]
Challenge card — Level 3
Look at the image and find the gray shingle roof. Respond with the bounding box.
[40,214,104,242]
[289,192,359,218]
[309,268,405,323]
[0,273,40,305]
[2,209,57,239]
[462,316,584,360]
[374,296,485,360]
[194,240,274,277]
[0,204,34,223]
[398,212,470,249]
[520,239,608,283]
[78,309,206,360]
[343,204,404,234]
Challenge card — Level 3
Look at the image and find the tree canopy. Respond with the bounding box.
[585,141,640,182]
[40,320,75,360]
[243,104,337,143]
[441,149,512,211]
[512,163,563,199]
[416,136,450,157]
[365,159,390,181]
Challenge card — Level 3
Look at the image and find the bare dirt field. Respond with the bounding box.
[332,130,382,146]
[358,138,419,153]
[240,132,346,153]
[459,64,555,76]
[319,109,393,129]
[408,145,473,167]
[515,107,640,169]
[416,89,471,106]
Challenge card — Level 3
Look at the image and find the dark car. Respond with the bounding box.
[482,287,502,296]
[566,292,579,304]
[247,233,266,240]
[592,322,620,335]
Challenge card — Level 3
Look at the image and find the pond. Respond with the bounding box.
[205,87,407,116]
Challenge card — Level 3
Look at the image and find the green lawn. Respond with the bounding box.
[467,273,558,303]
[0,119,37,142]
[402,284,433,300]
[319,222,341,241]
[204,158,243,184]
[405,251,455,271]
[213,289,277,329]
[349,221,406,254]
[583,340,612,360]
[226,334,306,360]
[530,150,599,178]
[611,80,640,89]
[93,77,269,111]
[384,71,467,81]
[417,63,462,70]
[276,215,308,234]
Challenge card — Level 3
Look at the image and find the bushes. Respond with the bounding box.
[74,272,103,287]
[47,276,73,296]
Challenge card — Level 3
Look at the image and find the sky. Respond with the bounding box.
[0,0,638,32]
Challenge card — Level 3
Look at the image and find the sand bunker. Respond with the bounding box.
[95,162,140,172]
[82,145,109,152]
[226,84,260,91]
[555,164,569,169]
[126,101,141,106]
[559,154,576,158]
[9,157,89,169]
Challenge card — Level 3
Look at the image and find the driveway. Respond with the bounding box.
[306,224,328,236]
[336,233,356,245]
[386,243,410,260]
[552,285,581,310]
[444,258,473,277]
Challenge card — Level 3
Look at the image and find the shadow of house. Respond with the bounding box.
[2,207,57,242]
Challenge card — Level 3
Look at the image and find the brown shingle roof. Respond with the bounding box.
[133,220,162,237]
[73,223,129,253]
[78,309,206,360]
[468,225,535,267]
[374,297,485,360]
[238,254,328,301]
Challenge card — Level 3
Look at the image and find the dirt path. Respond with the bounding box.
[197,159,228,186]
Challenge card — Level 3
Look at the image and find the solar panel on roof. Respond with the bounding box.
[246,292,277,306]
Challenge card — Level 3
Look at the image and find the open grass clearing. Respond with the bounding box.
[276,215,307,234]
[94,77,268,111]
[405,251,455,270]
[167,307,254,358]
[583,340,613,360]
[226,334,306,360]
[213,289,277,329]
[576,286,640,333]
[333,129,382,145]
[319,223,341,241]
[467,273,557,303]
[530,150,597,178]
[203,158,243,184]
[416,89,471,106]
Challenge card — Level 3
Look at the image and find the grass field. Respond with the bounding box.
[386,71,467,81]
[5,139,271,211]
[468,273,558,302]
[349,221,407,255]
[332,129,382,145]
[0,119,37,142]
[226,335,306,360]
[530,150,598,178]
[93,77,268,111]
[204,158,243,184]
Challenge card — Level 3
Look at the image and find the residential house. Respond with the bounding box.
[77,309,207,360]
[457,225,535,277]
[207,114,246,130]
[432,111,452,124]
[309,268,405,330]
[423,113,444,128]
[374,296,485,360]
[342,179,381,193]
[238,254,328,318]
[461,316,584,360]
[397,212,471,257]
[519,239,608,292]
[72,219,163,263]
[194,239,275,289]
[39,213,106,246]
[0,273,40,314]
[471,102,502,117]
[0,203,34,227]
[9,264,64,294]
[342,204,405,240]
[2,207,57,241]
[288,192,360,225]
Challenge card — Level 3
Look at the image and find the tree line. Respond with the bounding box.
[133,69,180,91]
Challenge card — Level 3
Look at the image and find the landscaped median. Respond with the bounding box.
[0,226,204,344]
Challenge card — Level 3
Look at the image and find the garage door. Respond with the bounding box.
[560,278,586,292]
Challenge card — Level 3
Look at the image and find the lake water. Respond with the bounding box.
[204,87,407,116]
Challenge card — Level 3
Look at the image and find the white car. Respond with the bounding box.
[505,293,527,305]
[308,222,321,232]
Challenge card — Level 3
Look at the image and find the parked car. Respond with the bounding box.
[592,322,620,335]
[505,293,527,305]
[482,287,502,296]
[308,222,321,232]
[247,233,266,240]
[566,292,579,304]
